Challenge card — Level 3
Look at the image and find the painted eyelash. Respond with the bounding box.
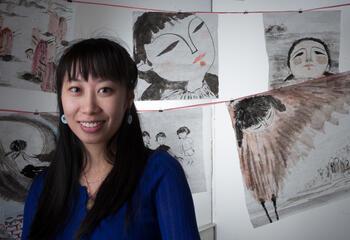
[157,40,179,57]
[193,21,204,34]
[293,52,304,58]
[314,51,326,55]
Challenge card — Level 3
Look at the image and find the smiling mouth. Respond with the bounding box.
[79,121,105,128]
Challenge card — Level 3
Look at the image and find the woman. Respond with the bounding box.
[284,37,333,82]
[133,12,218,100]
[21,38,200,239]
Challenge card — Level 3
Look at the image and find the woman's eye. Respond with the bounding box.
[69,87,80,93]
[98,87,112,94]
[157,40,179,57]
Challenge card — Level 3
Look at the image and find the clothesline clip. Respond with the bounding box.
[298,9,303,13]
[34,109,39,115]
[243,10,248,14]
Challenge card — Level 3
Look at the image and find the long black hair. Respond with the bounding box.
[28,38,150,239]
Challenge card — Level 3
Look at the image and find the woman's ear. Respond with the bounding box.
[127,90,135,109]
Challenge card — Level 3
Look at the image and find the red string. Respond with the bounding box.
[71,0,175,12]
[0,99,232,114]
[1,1,347,115]
[0,109,56,114]
[70,0,350,14]
[137,99,231,113]
[304,3,350,12]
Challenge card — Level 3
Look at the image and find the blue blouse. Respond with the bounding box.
[21,150,200,240]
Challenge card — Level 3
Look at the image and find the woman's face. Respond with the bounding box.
[143,15,215,83]
[289,40,329,79]
[61,73,132,150]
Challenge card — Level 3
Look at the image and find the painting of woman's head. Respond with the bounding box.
[263,11,340,89]
[285,37,332,81]
[133,12,218,100]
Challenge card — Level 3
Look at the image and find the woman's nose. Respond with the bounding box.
[81,92,101,114]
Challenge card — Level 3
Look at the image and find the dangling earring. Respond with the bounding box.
[61,114,68,124]
[127,110,132,125]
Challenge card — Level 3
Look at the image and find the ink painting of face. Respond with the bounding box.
[178,131,187,139]
[289,39,329,80]
[143,134,150,146]
[144,15,215,86]
[156,136,165,145]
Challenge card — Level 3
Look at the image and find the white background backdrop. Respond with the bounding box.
[1,0,350,239]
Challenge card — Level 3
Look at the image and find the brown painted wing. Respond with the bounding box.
[227,72,350,201]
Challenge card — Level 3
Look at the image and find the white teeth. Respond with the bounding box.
[80,121,103,128]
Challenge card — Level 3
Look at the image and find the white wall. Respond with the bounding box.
[213,0,350,240]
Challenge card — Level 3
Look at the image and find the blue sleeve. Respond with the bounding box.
[155,153,200,240]
[21,174,44,240]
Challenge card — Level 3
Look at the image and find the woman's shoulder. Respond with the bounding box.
[148,149,182,168]
[143,150,184,179]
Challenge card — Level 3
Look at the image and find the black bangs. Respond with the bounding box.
[56,38,137,93]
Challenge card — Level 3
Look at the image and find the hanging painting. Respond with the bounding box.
[139,107,211,193]
[133,11,218,100]
[263,11,340,89]
[0,0,74,92]
[0,112,58,239]
[227,72,350,227]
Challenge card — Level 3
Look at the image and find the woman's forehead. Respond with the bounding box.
[63,72,115,83]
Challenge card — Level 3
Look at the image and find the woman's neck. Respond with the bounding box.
[82,144,113,180]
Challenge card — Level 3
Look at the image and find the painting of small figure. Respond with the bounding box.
[0,0,74,92]
[177,126,195,166]
[0,15,13,61]
[133,12,218,100]
[227,72,350,227]
[142,131,151,149]
[139,108,210,193]
[0,112,58,239]
[155,131,178,157]
[263,11,340,88]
